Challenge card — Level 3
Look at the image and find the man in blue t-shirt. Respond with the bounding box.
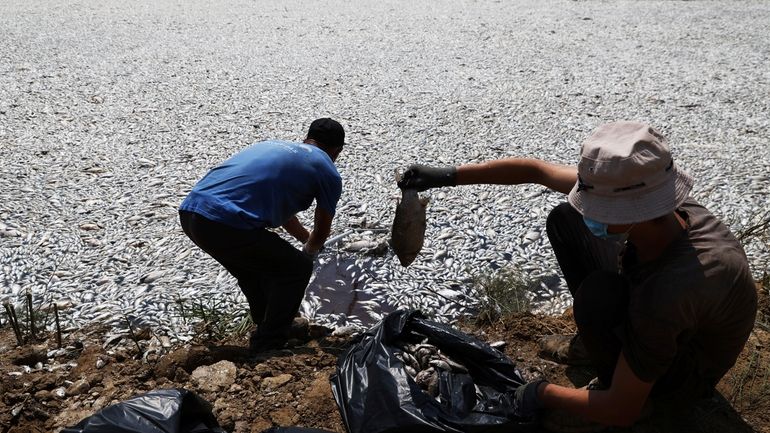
[179,118,344,352]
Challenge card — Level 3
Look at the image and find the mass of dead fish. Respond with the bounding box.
[393,337,469,398]
[2,4,768,343]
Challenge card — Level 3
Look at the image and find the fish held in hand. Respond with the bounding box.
[391,186,429,267]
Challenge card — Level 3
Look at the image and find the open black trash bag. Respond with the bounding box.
[61,388,226,433]
[330,310,536,433]
[262,429,336,433]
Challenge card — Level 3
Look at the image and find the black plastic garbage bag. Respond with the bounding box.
[262,428,336,433]
[61,388,226,433]
[330,310,536,433]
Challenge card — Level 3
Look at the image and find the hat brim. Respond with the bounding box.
[567,165,694,224]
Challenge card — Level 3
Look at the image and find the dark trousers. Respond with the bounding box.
[179,210,313,338]
[546,203,711,399]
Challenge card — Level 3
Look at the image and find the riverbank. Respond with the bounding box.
[2,282,768,433]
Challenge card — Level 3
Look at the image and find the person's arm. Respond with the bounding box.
[399,159,577,194]
[456,158,577,194]
[538,352,653,426]
[304,207,333,255]
[282,215,310,244]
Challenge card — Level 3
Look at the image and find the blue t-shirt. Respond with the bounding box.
[180,140,342,229]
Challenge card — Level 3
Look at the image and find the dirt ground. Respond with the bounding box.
[2,287,768,433]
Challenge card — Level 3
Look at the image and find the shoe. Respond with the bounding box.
[248,331,287,353]
[538,334,593,366]
[288,317,310,340]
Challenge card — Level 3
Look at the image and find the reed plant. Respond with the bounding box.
[173,295,253,342]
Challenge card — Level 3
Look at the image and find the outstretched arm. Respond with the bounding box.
[399,159,577,194]
[456,158,577,194]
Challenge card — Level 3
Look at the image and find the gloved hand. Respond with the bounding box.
[397,164,457,191]
[514,379,547,419]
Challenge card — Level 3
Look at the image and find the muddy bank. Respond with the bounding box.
[2,293,769,433]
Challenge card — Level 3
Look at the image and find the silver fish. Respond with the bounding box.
[391,175,429,267]
[429,359,452,371]
[414,367,439,397]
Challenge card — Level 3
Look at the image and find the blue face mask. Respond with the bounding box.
[583,216,631,243]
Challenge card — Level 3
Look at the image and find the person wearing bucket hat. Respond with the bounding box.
[399,121,756,428]
[179,118,346,353]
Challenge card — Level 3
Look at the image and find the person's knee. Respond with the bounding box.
[574,271,629,328]
[546,203,578,240]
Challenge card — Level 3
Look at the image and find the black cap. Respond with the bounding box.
[307,118,345,148]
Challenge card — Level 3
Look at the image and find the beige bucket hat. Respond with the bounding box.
[567,121,694,224]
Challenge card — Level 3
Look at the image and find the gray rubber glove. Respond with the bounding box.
[514,379,547,419]
[397,164,457,191]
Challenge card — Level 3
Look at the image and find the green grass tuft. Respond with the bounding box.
[471,266,535,325]
[173,295,253,342]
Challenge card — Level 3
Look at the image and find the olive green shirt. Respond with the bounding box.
[621,199,757,387]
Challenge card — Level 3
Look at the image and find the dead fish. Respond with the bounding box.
[343,239,389,256]
[429,359,452,371]
[439,355,468,373]
[343,240,381,252]
[414,367,439,396]
[489,340,507,351]
[405,365,418,377]
[401,350,421,371]
[391,174,429,267]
